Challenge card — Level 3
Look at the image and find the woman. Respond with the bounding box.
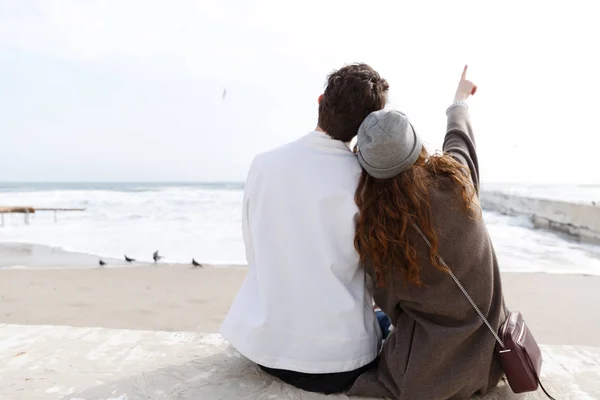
[347,66,506,400]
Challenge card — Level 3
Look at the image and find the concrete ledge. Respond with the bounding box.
[1,324,598,399]
[481,190,600,244]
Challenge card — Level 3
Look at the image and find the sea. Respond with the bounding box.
[1,182,599,274]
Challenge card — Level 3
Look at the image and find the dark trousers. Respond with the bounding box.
[258,311,391,394]
[258,362,373,394]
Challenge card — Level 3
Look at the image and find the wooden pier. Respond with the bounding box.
[0,207,86,226]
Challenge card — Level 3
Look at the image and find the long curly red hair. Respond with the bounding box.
[354,147,480,287]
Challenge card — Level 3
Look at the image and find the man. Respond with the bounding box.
[221,63,389,394]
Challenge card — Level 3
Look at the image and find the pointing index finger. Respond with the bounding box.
[461,65,468,81]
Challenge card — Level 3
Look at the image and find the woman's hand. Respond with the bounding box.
[453,65,477,102]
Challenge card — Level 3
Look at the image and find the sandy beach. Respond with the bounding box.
[0,264,599,346]
[0,265,246,333]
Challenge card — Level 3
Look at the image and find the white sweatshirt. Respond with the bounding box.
[220,131,381,373]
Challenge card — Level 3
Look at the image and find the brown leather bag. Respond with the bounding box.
[497,311,543,393]
[411,222,555,399]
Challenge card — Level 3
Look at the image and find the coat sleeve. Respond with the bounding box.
[442,105,480,194]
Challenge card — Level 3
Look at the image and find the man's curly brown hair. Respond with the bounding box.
[318,63,389,142]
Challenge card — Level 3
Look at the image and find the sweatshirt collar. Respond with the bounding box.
[299,130,354,153]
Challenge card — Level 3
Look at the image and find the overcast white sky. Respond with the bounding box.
[1,0,598,183]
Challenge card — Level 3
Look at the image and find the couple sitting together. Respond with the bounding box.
[221,63,506,400]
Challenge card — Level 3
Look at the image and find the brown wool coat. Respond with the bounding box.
[348,106,506,400]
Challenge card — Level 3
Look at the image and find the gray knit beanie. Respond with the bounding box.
[356,109,422,179]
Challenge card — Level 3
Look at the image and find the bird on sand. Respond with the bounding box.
[124,255,135,263]
[153,250,162,263]
[192,259,203,268]
[99,259,106,267]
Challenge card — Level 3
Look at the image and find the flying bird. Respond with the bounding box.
[222,88,227,99]
[124,255,135,263]
[99,259,106,267]
[192,259,203,268]
[153,250,162,263]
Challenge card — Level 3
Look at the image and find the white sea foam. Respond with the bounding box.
[483,211,600,274]
[0,184,245,265]
[1,183,599,274]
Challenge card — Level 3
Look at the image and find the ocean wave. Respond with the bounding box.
[1,183,599,273]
